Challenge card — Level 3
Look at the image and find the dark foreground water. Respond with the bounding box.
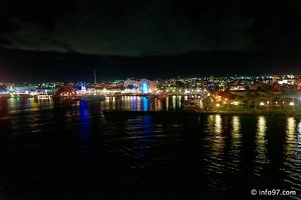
[0,97,301,200]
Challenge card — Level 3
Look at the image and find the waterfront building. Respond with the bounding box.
[14,86,37,94]
[123,78,157,94]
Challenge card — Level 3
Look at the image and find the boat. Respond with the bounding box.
[145,93,168,100]
[156,93,168,100]
[80,94,105,103]
[145,93,156,99]
[181,98,202,109]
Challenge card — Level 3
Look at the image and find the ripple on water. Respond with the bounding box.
[1,101,301,199]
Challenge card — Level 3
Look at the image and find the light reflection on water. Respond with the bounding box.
[231,116,241,170]
[2,95,184,115]
[298,123,301,150]
[255,116,268,164]
[104,96,156,111]
[1,98,301,199]
[79,101,91,141]
[286,117,296,157]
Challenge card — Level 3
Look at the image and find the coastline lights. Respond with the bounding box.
[232,101,239,106]
[142,82,148,93]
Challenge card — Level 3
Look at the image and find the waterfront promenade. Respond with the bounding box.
[1,92,301,117]
[102,108,301,116]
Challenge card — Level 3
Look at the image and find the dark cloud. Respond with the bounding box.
[1,0,300,56]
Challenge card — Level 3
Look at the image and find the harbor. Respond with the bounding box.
[1,1,301,198]
[0,94,301,200]
[2,91,301,115]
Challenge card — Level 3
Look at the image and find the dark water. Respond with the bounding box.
[0,97,301,200]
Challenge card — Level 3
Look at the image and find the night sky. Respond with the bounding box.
[0,0,301,82]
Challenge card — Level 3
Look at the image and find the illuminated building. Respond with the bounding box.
[123,78,157,93]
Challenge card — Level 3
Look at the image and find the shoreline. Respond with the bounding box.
[102,109,301,116]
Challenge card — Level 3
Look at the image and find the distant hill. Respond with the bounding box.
[1,48,300,82]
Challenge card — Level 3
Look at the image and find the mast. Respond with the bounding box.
[94,70,97,84]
